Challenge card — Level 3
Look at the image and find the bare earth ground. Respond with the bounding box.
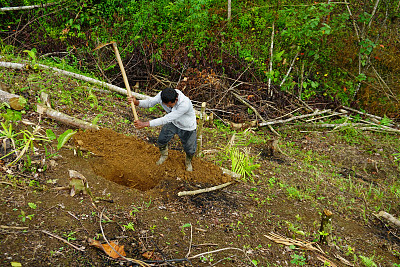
[0,69,399,266]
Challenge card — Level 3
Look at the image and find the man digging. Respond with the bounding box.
[127,87,197,171]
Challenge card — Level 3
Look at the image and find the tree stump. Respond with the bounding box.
[319,209,333,245]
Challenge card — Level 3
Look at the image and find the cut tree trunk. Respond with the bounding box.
[0,88,25,110]
[319,209,333,245]
[37,103,99,130]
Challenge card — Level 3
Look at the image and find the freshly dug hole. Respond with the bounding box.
[74,128,231,191]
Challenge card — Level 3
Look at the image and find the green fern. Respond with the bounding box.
[229,146,260,182]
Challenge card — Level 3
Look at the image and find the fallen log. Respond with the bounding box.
[376,211,400,228]
[37,103,99,130]
[0,61,208,119]
[0,61,148,100]
[0,2,60,12]
[0,87,25,110]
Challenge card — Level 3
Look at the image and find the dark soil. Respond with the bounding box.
[74,128,231,192]
[0,67,400,267]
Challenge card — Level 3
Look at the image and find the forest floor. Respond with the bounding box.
[0,64,400,267]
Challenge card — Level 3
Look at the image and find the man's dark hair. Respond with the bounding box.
[161,87,178,103]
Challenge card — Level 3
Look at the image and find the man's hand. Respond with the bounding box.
[134,120,149,129]
[127,96,139,106]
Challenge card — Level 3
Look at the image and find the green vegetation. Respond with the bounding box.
[1,0,400,115]
[0,1,400,266]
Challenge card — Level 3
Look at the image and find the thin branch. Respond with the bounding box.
[231,92,280,136]
[367,0,381,29]
[268,23,275,96]
[188,247,257,267]
[280,51,299,87]
[231,92,264,122]
[341,106,393,124]
[370,63,398,102]
[99,208,149,266]
[344,0,360,42]
[259,109,331,127]
[4,6,69,42]
[178,181,235,197]
[42,230,85,252]
[185,224,193,258]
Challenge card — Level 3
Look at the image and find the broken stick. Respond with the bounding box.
[37,103,99,130]
[178,181,235,196]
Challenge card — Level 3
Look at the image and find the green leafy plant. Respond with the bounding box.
[285,221,305,238]
[28,202,37,209]
[91,114,104,125]
[286,186,303,200]
[229,146,260,182]
[123,222,135,231]
[291,253,306,266]
[23,49,39,69]
[1,109,22,122]
[63,231,76,242]
[359,255,377,267]
[0,121,17,153]
[379,115,393,126]
[19,210,34,222]
[180,223,191,235]
[7,125,48,166]
[56,129,77,151]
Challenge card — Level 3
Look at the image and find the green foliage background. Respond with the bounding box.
[1,0,399,116]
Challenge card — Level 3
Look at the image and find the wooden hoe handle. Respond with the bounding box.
[111,42,139,121]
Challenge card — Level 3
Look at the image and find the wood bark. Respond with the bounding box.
[227,0,231,21]
[259,109,331,127]
[268,23,275,97]
[37,103,100,130]
[0,61,148,100]
[377,211,400,228]
[319,209,333,245]
[0,89,25,110]
[0,2,59,12]
[196,102,207,156]
[231,91,279,136]
[0,61,207,120]
[178,181,235,196]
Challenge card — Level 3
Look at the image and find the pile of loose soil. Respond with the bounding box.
[74,128,232,191]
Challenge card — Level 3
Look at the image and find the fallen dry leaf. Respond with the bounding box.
[142,251,162,261]
[142,251,154,259]
[89,238,126,259]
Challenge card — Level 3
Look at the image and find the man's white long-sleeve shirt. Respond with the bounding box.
[138,89,197,131]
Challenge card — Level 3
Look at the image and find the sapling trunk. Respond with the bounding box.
[319,209,333,245]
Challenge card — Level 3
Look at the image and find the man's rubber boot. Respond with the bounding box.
[185,153,193,172]
[156,146,168,165]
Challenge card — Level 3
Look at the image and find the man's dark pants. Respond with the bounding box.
[157,123,197,156]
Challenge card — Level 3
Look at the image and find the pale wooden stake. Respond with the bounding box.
[196,102,207,156]
[227,0,231,21]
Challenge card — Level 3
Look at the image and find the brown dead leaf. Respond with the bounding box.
[142,251,162,261]
[89,238,126,259]
[142,251,154,260]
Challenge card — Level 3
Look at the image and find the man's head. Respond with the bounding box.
[161,88,178,107]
